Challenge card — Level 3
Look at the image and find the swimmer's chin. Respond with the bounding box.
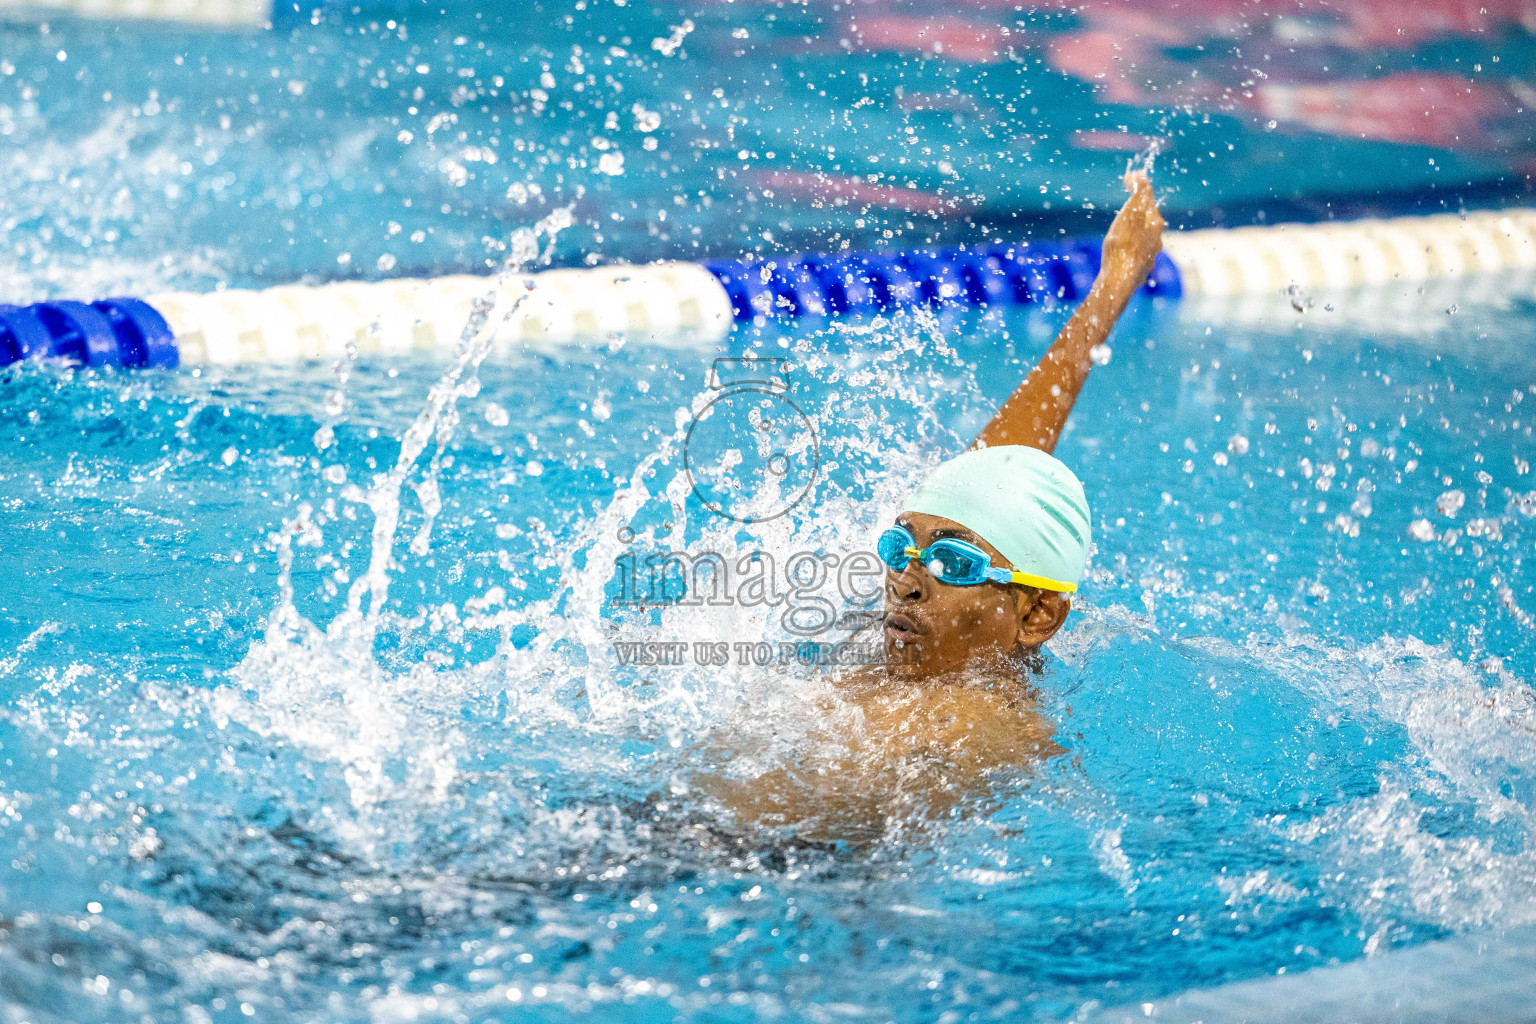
[880,641,1041,683]
[881,639,928,679]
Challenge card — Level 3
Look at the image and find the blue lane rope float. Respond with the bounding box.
[0,298,177,369]
[702,239,1182,322]
[1,208,1533,370]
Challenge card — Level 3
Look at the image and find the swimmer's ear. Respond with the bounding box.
[1015,589,1071,648]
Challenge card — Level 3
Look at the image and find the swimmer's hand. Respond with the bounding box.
[1099,171,1165,291]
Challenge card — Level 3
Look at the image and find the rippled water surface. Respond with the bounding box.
[2,281,1536,1021]
[2,0,1536,1021]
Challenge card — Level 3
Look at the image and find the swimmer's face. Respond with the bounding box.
[882,512,1071,681]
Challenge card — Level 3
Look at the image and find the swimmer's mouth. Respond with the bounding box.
[883,612,921,644]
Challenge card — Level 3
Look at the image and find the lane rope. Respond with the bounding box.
[1162,208,1536,295]
[2,207,1531,369]
[0,0,270,26]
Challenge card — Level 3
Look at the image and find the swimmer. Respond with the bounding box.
[883,170,1165,680]
[706,174,1166,835]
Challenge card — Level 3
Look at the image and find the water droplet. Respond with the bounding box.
[484,403,509,427]
[597,151,625,176]
[631,102,661,132]
[221,447,239,467]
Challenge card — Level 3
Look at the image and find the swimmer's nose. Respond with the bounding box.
[886,565,926,604]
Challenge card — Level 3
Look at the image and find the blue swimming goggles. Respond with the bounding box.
[876,525,1077,593]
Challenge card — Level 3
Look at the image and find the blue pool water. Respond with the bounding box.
[2,2,1536,1023]
[3,288,1536,1022]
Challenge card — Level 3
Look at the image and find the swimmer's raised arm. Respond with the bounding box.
[974,173,1165,453]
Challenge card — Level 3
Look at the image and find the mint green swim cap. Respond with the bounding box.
[904,445,1091,593]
